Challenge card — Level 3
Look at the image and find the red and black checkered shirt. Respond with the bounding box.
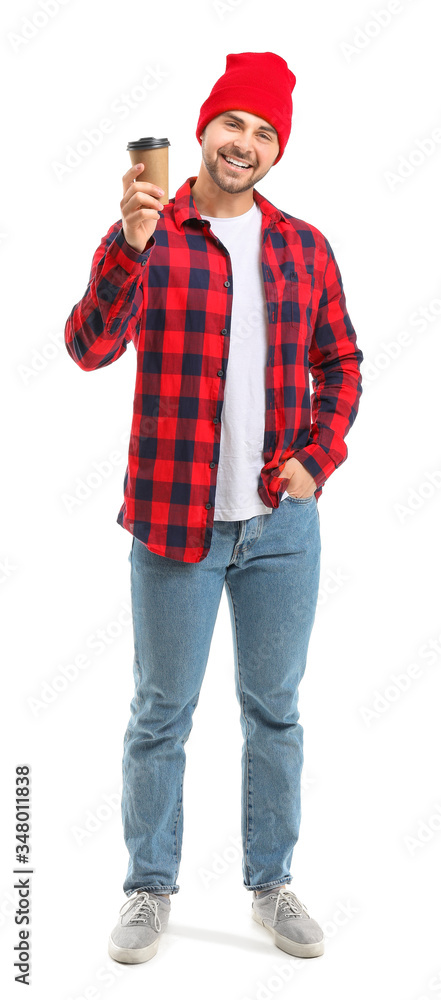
[65,175,363,563]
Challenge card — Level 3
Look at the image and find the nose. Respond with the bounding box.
[228,136,255,161]
[234,133,253,153]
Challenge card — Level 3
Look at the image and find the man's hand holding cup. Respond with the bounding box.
[120,163,165,253]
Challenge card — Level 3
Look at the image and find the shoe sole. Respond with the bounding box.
[108,935,160,964]
[252,909,324,958]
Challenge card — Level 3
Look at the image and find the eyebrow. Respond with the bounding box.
[222,112,278,136]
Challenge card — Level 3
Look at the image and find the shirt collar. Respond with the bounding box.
[172,176,288,230]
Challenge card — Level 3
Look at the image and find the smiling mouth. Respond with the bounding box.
[220,153,253,171]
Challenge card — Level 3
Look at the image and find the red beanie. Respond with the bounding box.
[196,51,296,165]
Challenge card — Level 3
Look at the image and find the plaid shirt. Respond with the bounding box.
[65,176,363,563]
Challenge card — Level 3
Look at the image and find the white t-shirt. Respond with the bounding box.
[200,201,289,520]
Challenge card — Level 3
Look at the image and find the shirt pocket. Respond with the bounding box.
[290,266,315,330]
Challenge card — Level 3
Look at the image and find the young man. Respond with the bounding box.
[65,51,363,964]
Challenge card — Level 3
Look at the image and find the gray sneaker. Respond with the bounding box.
[252,887,324,958]
[108,890,171,964]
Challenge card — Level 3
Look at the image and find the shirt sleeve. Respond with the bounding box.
[64,222,155,372]
[292,240,363,490]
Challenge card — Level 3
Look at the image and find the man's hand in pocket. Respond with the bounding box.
[281,457,317,498]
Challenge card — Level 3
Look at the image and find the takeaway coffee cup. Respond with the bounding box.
[127,137,171,205]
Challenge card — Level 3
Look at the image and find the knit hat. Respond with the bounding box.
[196,51,296,165]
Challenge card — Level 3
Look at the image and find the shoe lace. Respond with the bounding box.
[120,891,161,932]
[271,889,310,919]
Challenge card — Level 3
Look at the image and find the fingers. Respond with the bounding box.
[121,169,165,227]
[122,163,164,199]
[122,163,143,196]
[121,188,164,222]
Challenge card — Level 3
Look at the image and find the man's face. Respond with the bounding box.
[200,110,280,193]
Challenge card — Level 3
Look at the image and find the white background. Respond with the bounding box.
[1,0,441,997]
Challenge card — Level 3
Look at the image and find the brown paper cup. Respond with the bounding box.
[127,138,170,205]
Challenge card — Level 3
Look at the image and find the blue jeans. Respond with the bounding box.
[121,494,321,896]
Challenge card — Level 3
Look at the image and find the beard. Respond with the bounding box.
[201,139,273,193]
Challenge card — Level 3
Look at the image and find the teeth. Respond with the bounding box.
[224,156,250,168]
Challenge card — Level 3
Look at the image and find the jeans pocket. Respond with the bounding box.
[285,493,315,504]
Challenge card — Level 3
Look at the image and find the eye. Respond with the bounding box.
[225,121,271,140]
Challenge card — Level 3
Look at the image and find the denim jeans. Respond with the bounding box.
[121,493,321,896]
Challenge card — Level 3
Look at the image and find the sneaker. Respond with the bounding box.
[108,890,171,964]
[252,887,324,958]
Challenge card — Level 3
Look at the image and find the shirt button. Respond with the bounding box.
[141,260,147,266]
[220,328,227,335]
[209,461,216,469]
[205,503,212,510]
[213,417,219,424]
[217,369,224,377]
[224,280,230,287]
